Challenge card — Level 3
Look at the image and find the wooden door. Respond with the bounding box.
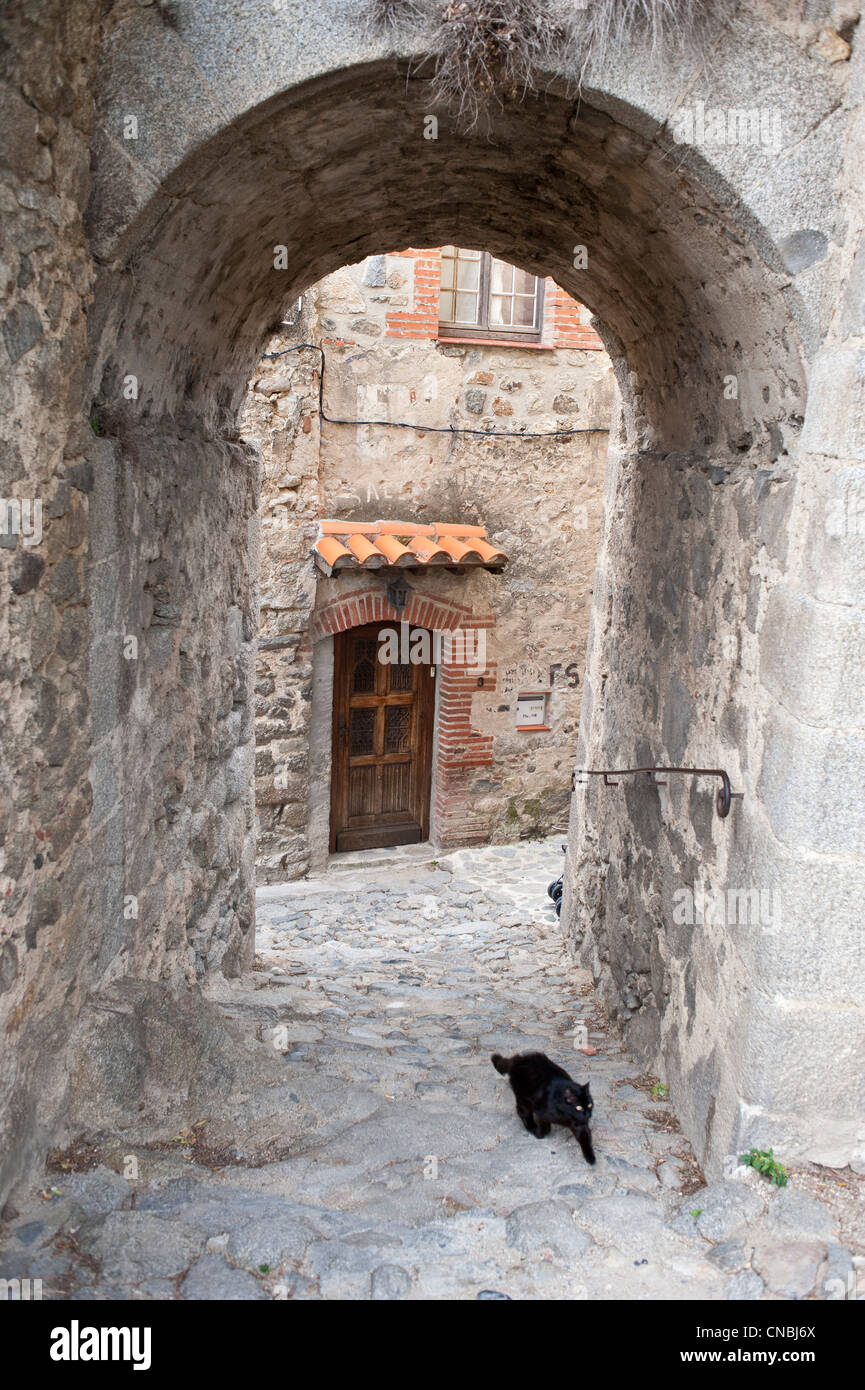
[330,622,436,853]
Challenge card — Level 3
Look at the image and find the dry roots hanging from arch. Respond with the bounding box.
[367,0,738,130]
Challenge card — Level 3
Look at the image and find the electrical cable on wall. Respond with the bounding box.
[261,342,607,439]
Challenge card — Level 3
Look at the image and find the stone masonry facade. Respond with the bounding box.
[241,252,613,880]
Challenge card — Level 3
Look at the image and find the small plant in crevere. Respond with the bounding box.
[738,1147,789,1187]
[651,1081,669,1099]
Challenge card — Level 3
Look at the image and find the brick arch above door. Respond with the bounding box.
[309,587,489,645]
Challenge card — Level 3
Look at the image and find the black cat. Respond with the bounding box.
[492,1051,596,1165]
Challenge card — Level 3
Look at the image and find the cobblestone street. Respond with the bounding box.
[1,840,860,1301]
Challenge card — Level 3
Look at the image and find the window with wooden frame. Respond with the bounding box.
[438,247,545,342]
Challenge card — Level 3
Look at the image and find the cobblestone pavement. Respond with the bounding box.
[1,840,861,1300]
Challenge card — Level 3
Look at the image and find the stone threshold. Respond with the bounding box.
[255,841,442,899]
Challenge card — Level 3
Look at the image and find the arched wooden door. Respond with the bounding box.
[330,622,436,852]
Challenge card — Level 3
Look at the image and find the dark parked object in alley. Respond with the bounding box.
[547,843,566,916]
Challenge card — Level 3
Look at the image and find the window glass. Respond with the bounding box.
[514,295,536,327]
[454,291,479,321]
[489,295,509,326]
[438,249,542,337]
[490,259,512,293]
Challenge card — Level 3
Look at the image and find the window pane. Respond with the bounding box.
[352,638,377,692]
[389,662,412,693]
[513,295,536,326]
[456,258,480,291]
[441,245,456,257]
[349,707,376,756]
[385,705,412,753]
[439,289,454,319]
[490,259,513,293]
[439,257,454,289]
[460,248,482,259]
[514,267,536,294]
[454,291,479,323]
[489,294,512,326]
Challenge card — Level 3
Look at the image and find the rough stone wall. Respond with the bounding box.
[566,15,865,1176]
[242,257,613,879]
[0,0,261,1208]
[242,296,322,881]
[0,0,105,1208]
[84,421,259,984]
[569,436,800,1172]
[745,25,865,1167]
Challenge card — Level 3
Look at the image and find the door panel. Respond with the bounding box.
[330,622,436,852]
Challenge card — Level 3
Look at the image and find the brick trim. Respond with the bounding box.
[384,247,604,350]
[542,281,605,350]
[309,588,476,644]
[385,248,441,340]
[437,336,554,351]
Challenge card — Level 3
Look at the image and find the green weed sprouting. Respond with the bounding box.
[738,1147,789,1187]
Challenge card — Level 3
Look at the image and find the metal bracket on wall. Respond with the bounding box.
[571,766,743,819]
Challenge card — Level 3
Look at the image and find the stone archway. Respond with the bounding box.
[2,3,862,1203]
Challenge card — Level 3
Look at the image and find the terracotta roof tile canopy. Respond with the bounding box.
[313,521,508,575]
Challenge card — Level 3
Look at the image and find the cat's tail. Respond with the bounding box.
[491,1053,512,1075]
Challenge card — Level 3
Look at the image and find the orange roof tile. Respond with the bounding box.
[313,521,509,575]
[467,537,508,564]
[435,535,473,562]
[406,536,451,563]
[316,535,353,568]
[377,520,436,536]
[345,533,386,565]
[375,534,415,565]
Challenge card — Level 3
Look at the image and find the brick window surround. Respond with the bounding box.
[308,587,496,849]
[384,247,605,351]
